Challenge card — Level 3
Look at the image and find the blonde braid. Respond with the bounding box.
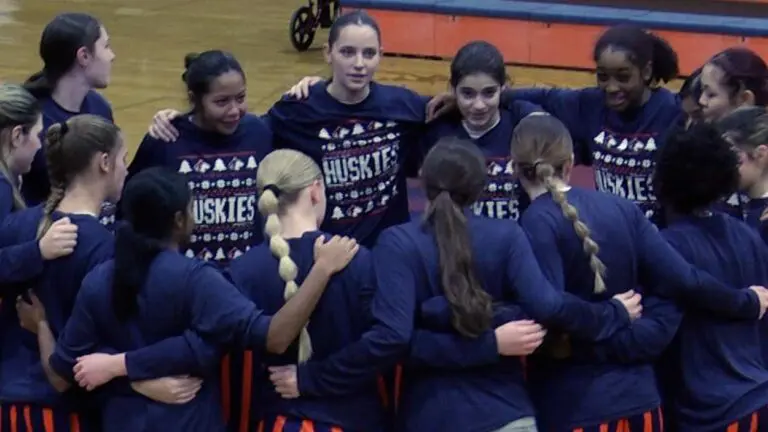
[537,163,606,294]
[256,149,323,364]
[257,187,312,362]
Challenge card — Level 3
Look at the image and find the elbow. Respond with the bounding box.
[52,379,70,393]
[266,340,288,355]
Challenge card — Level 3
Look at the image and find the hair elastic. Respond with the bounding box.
[263,184,281,198]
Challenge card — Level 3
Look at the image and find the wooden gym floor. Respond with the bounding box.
[0,0,680,162]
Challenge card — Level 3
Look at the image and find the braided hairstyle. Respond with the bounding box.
[512,115,607,294]
[255,149,323,363]
[36,114,121,239]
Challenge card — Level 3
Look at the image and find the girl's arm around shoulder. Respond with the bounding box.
[502,222,633,341]
[296,228,416,397]
[630,204,763,319]
[571,295,683,364]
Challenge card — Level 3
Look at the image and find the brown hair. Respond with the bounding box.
[421,137,492,337]
[511,115,606,294]
[37,114,121,238]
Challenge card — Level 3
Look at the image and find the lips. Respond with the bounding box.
[606,93,627,107]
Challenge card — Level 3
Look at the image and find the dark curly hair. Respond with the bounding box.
[653,122,740,214]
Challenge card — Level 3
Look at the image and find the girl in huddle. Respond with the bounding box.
[129,50,272,267]
[146,10,429,248]
[502,24,681,225]
[510,114,768,431]
[271,138,646,432]
[699,48,768,217]
[128,50,273,426]
[0,83,78,285]
[281,39,545,221]
[18,166,359,432]
[227,149,381,431]
[419,40,541,221]
[0,114,125,431]
[699,48,768,124]
[715,105,768,369]
[678,67,703,127]
[653,123,768,431]
[717,106,768,243]
[22,13,116,228]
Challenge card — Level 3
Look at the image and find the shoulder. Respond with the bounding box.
[228,242,273,282]
[370,82,426,120]
[504,99,544,120]
[85,90,114,119]
[238,113,271,133]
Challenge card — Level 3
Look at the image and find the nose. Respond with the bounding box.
[605,80,620,93]
[354,54,364,69]
[472,98,485,111]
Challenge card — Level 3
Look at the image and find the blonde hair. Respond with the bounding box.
[256,149,323,362]
[0,84,40,211]
[511,115,606,294]
[37,114,121,239]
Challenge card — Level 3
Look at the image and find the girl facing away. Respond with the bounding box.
[227,149,382,431]
[652,122,768,431]
[16,166,360,432]
[509,114,768,431]
[0,114,125,431]
[0,83,78,286]
[270,137,646,432]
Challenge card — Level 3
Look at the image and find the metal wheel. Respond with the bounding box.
[290,6,316,52]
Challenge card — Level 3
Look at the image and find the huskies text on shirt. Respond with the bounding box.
[128,114,272,267]
[421,101,542,220]
[22,91,116,228]
[266,82,426,247]
[509,87,682,224]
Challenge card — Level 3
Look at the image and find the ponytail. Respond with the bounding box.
[258,186,312,362]
[649,33,679,84]
[426,190,493,337]
[112,223,164,320]
[533,163,606,294]
[23,71,53,99]
[593,25,679,86]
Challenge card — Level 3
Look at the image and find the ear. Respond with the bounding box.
[309,179,324,204]
[75,46,92,68]
[9,125,24,149]
[755,144,768,161]
[561,155,575,182]
[173,210,186,231]
[323,43,332,65]
[97,152,112,174]
[740,89,757,108]
[641,62,653,84]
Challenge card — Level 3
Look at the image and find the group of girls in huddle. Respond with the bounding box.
[1,6,768,432]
